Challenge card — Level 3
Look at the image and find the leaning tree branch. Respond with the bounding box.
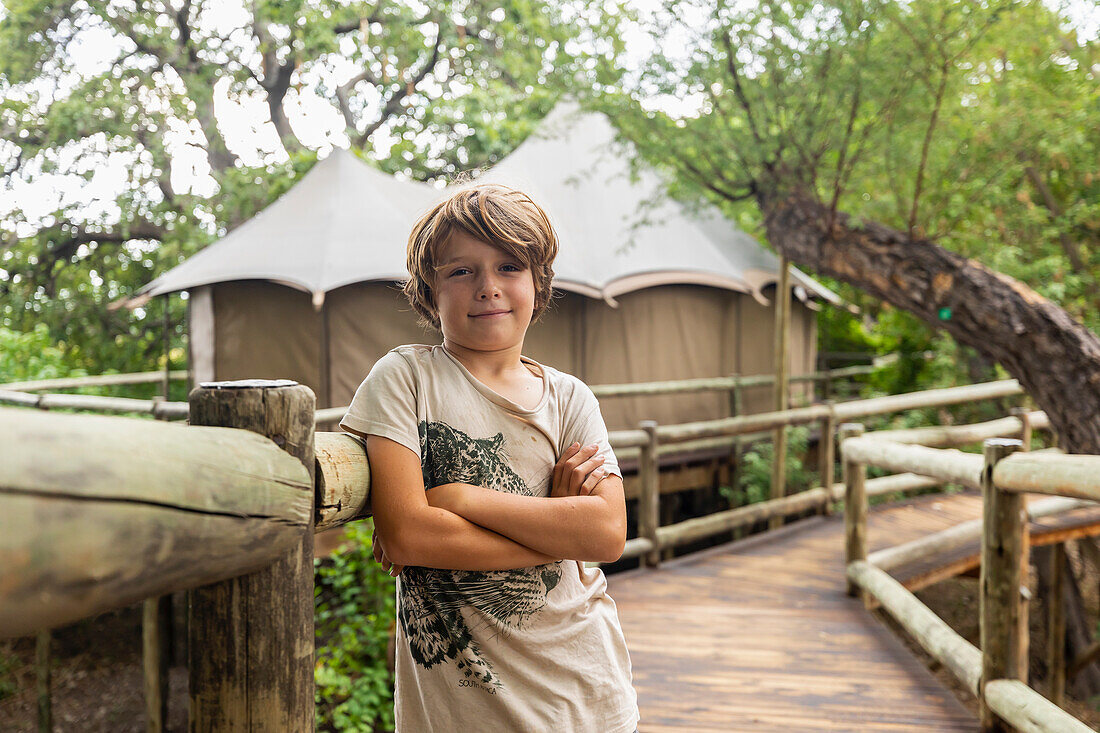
[758,186,1100,454]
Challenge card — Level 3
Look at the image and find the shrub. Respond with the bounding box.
[314,520,397,732]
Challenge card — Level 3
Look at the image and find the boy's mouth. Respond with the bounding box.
[470,309,511,318]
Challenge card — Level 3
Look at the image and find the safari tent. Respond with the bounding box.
[140,101,839,430]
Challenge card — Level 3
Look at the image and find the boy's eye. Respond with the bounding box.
[449,264,522,277]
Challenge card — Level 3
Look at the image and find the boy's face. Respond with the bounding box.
[432,228,536,352]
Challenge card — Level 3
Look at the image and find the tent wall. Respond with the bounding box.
[736,290,816,415]
[211,281,323,394]
[522,291,586,378]
[203,281,818,432]
[577,286,734,430]
[327,282,438,408]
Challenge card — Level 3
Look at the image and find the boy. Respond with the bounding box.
[339,182,640,732]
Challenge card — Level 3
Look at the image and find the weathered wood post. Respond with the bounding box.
[639,420,661,568]
[1048,543,1066,706]
[188,379,316,731]
[1010,407,1033,452]
[36,630,50,733]
[144,400,173,733]
[143,593,172,732]
[769,258,791,531]
[729,377,744,535]
[819,401,837,517]
[33,398,52,733]
[979,438,1025,733]
[840,423,866,601]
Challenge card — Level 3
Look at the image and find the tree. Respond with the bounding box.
[597,0,1100,453]
[596,0,1100,696]
[0,0,627,374]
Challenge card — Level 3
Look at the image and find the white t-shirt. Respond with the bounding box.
[340,343,639,733]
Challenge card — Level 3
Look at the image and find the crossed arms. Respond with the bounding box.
[358,432,627,571]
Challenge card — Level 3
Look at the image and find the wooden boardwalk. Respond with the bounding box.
[607,490,988,732]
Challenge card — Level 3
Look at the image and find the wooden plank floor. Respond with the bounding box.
[607,491,988,732]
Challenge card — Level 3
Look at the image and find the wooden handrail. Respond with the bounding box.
[983,679,1094,733]
[993,452,1100,501]
[832,379,1022,420]
[869,410,1048,447]
[843,433,1100,732]
[0,370,189,392]
[841,435,985,489]
[0,406,311,639]
[846,560,982,695]
[0,359,894,425]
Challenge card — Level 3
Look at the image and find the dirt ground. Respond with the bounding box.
[0,602,190,732]
[880,549,1100,730]
[5,542,1100,731]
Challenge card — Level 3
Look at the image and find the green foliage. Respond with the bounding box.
[0,1,630,378]
[314,520,397,732]
[601,0,1099,401]
[0,643,19,702]
[0,322,82,383]
[720,427,817,507]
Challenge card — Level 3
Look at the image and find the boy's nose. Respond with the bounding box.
[476,278,502,298]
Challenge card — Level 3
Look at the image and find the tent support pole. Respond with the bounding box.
[162,294,171,400]
[769,257,791,531]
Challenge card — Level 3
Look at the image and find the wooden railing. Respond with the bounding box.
[0,374,1037,729]
[611,379,1031,567]
[841,429,1098,732]
[0,358,896,425]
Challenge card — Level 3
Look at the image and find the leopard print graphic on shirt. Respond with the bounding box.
[399,420,563,691]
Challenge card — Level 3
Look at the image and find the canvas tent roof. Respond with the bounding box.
[140,151,439,299]
[141,100,839,307]
[470,100,838,306]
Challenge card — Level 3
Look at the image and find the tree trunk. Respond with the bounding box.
[759,188,1100,454]
[1033,545,1100,698]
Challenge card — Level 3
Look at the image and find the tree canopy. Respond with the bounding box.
[591,0,1098,396]
[0,0,627,374]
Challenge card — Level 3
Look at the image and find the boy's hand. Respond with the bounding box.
[551,442,608,498]
[372,525,404,577]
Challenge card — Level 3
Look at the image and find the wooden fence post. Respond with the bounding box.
[639,420,661,568]
[144,400,173,733]
[143,594,172,733]
[36,630,50,733]
[1048,543,1066,706]
[840,423,866,600]
[979,438,1025,733]
[770,257,791,531]
[188,380,316,731]
[729,377,743,531]
[1010,407,1032,452]
[33,397,52,733]
[819,401,837,516]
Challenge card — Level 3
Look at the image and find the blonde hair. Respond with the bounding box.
[403,181,560,332]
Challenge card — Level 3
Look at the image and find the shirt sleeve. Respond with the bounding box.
[339,350,421,460]
[562,380,622,480]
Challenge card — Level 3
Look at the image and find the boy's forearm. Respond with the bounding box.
[439,484,623,563]
[392,505,560,571]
